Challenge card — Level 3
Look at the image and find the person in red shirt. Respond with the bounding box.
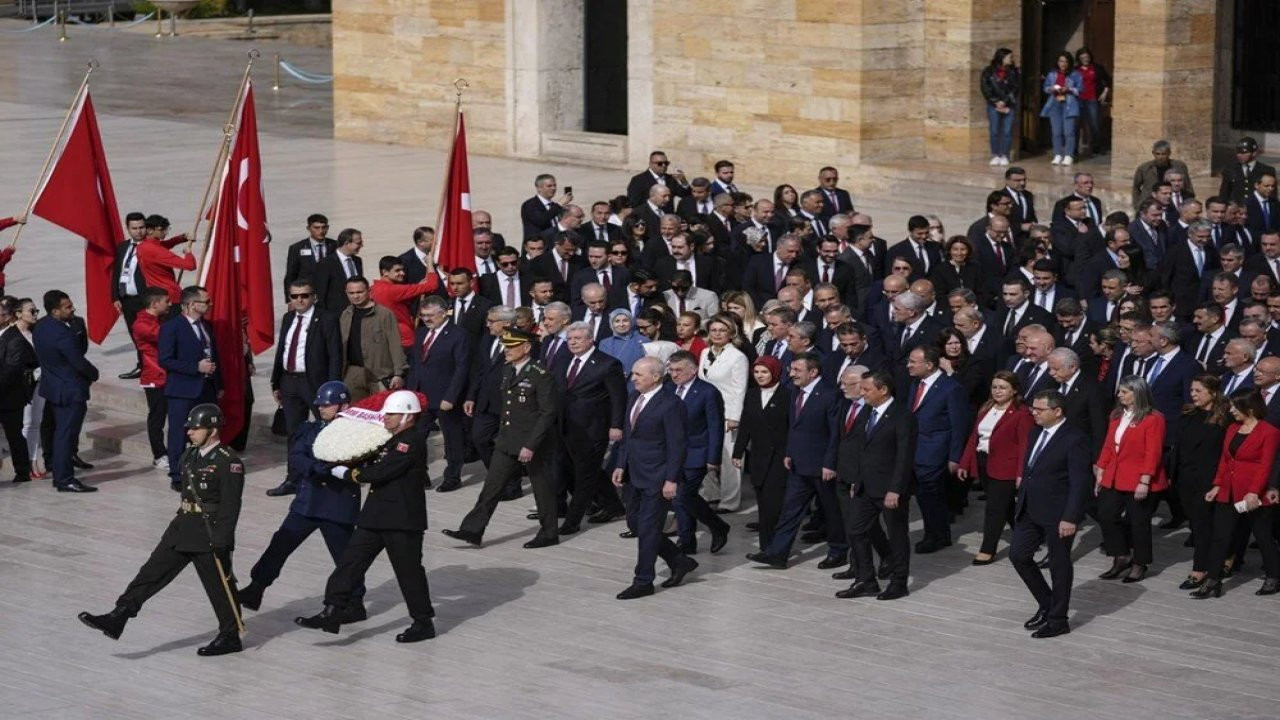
[0,213,27,296]
[369,255,439,348]
[136,214,196,303]
[131,287,172,469]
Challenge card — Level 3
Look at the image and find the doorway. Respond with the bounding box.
[1019,0,1114,157]
[584,0,628,135]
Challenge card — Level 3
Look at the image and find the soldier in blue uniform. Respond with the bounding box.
[77,403,245,656]
[238,381,365,615]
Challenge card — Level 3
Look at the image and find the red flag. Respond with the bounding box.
[227,82,274,355]
[31,90,123,344]
[434,110,475,274]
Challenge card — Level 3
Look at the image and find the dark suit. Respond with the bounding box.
[0,327,38,477]
[159,314,221,485]
[670,379,731,548]
[555,350,627,527]
[909,373,969,543]
[529,252,585,302]
[1062,373,1108,460]
[1159,240,1218,321]
[1144,350,1197,441]
[992,303,1054,366]
[732,385,791,549]
[569,265,629,308]
[1006,187,1038,232]
[32,317,98,487]
[465,335,510,467]
[821,346,888,385]
[812,186,854,218]
[972,234,1016,304]
[580,222,621,246]
[616,388,688,585]
[479,271,534,309]
[1127,219,1167,270]
[1219,161,1277,205]
[283,237,336,299]
[110,239,148,346]
[270,308,343,437]
[885,316,944,394]
[408,321,471,485]
[759,382,845,561]
[1185,328,1235,375]
[313,252,364,311]
[1010,423,1091,632]
[520,196,561,238]
[885,239,942,281]
[1075,250,1118,301]
[741,253,788,309]
[397,249,449,297]
[654,254,720,294]
[1050,218,1104,287]
[626,172,689,211]
[840,398,916,584]
[1051,193,1104,225]
[449,293,493,342]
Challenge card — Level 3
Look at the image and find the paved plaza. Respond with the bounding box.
[1,23,1280,720]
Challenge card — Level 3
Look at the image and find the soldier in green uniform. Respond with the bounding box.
[443,328,561,548]
[78,403,245,656]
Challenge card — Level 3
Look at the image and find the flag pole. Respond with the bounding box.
[432,77,468,269]
[183,49,258,281]
[10,60,97,250]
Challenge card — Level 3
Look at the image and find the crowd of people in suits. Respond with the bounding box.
[4,137,1280,640]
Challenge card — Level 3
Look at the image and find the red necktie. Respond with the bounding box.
[566,357,581,387]
[285,314,303,372]
[912,382,927,411]
[794,389,806,417]
[630,393,647,428]
[822,264,831,284]
[679,298,686,315]
[600,269,611,292]
[560,257,568,281]
[420,328,438,362]
[843,403,859,434]
[505,276,516,307]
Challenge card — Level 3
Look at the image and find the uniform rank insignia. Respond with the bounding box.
[230,463,243,473]
[396,442,410,453]
[199,482,208,490]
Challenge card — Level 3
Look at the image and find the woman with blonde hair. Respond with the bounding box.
[699,313,750,513]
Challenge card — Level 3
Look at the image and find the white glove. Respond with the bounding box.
[330,465,350,479]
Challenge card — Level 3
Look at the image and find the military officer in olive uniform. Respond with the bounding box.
[295,390,437,643]
[443,328,561,548]
[78,403,245,657]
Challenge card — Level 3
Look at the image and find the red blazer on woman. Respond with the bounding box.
[1212,422,1280,505]
[1096,411,1168,492]
[959,404,1033,481]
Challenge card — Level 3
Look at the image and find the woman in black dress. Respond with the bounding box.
[732,355,790,550]
[1170,374,1231,590]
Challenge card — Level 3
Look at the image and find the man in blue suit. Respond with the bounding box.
[408,295,471,492]
[667,351,731,554]
[611,356,697,599]
[1010,390,1092,639]
[905,345,969,553]
[747,352,845,569]
[32,290,100,492]
[1141,321,1199,529]
[160,286,221,492]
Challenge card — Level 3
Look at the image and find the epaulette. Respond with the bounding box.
[530,364,547,375]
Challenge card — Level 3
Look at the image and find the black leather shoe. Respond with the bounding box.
[1099,556,1132,580]
[876,583,909,601]
[832,567,858,580]
[56,480,98,493]
[817,555,847,570]
[661,558,698,588]
[1157,516,1186,530]
[1036,555,1051,569]
[345,603,368,623]
[1183,535,1195,547]
[71,455,94,470]
[972,555,997,566]
[265,480,297,497]
[1178,576,1206,591]
[1030,623,1070,639]
[197,631,242,656]
[835,580,880,599]
[616,583,655,600]
[295,605,342,633]
[801,519,823,533]
[558,523,581,536]
[588,508,625,524]
[12,474,31,483]
[914,535,949,554]
[1023,609,1049,630]
[526,510,541,520]
[423,478,433,490]
[523,535,559,549]
[1121,563,1148,584]
[499,485,523,501]
[745,521,760,531]
[877,560,893,580]
[675,541,698,555]
[745,552,787,569]
[435,479,461,493]
[1190,580,1223,599]
[1257,578,1280,596]
[800,530,825,544]
[238,582,264,611]
[170,480,182,492]
[118,366,142,380]
[395,619,436,643]
[619,529,637,539]
[710,527,730,554]
[78,606,130,639]
[441,529,483,547]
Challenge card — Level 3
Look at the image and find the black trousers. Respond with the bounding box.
[278,373,317,437]
[120,294,147,364]
[0,407,31,477]
[753,466,787,550]
[424,407,464,483]
[250,511,363,598]
[623,482,685,585]
[1097,487,1157,565]
[562,435,610,527]
[836,484,890,567]
[762,473,848,560]
[979,470,1018,555]
[846,494,910,583]
[144,388,167,460]
[471,411,499,468]
[1178,482,1216,573]
[324,527,434,621]
[460,447,558,540]
[1010,517,1073,628]
[116,543,240,634]
[673,466,729,547]
[1207,504,1280,581]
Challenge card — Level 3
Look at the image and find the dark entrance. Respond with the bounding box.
[584,0,628,135]
[1232,1,1280,132]
[1019,0,1114,156]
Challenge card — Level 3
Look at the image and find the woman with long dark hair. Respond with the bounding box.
[1074,47,1112,156]
[980,48,1020,166]
[1040,51,1082,166]
[1170,375,1231,590]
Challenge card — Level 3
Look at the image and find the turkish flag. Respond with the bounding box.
[31,90,123,344]
[199,79,273,440]
[434,110,475,274]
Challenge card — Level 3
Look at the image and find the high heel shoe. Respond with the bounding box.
[971,554,996,566]
[1099,556,1132,580]
[1121,563,1148,584]
[1256,578,1280,596]
[1178,575,1205,590]
[1190,580,1223,599]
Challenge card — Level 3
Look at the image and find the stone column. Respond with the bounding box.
[1110,0,1217,179]
[922,0,1021,163]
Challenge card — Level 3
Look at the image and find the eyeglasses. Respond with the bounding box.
[653,160,669,166]
[610,250,629,256]
[1029,406,1054,414]
[498,260,519,268]
[289,293,313,299]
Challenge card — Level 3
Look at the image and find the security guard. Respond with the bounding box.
[295,390,437,643]
[239,381,364,614]
[78,403,245,656]
[442,328,561,548]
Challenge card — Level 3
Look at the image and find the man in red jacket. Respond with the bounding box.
[132,287,173,470]
[136,215,196,303]
[0,213,26,296]
[369,255,439,349]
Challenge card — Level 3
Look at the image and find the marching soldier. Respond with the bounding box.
[295,390,436,643]
[238,381,364,614]
[442,328,561,548]
[78,403,245,656]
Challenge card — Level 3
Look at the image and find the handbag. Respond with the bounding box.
[271,407,287,437]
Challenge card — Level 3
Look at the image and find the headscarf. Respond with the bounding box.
[753,355,782,389]
[599,308,646,376]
